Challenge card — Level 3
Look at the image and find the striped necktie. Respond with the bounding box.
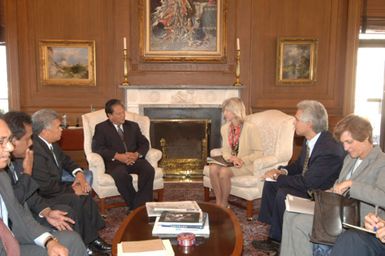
[302,144,310,176]
[117,125,128,152]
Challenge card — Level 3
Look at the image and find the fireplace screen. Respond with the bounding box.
[150,119,211,179]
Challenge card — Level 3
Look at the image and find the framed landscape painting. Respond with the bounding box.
[39,40,96,86]
[140,0,226,62]
[276,37,318,85]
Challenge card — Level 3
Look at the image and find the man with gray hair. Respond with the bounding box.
[252,100,345,253]
[31,109,111,255]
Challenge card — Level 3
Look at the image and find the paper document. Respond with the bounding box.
[343,222,376,234]
[285,194,315,215]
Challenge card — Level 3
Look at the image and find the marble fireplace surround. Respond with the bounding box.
[121,85,242,176]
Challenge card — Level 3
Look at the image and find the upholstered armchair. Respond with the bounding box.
[203,110,295,219]
[82,109,164,214]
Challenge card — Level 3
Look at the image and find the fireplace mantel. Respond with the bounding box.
[120,85,242,113]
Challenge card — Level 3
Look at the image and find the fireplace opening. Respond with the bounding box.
[143,107,222,179]
[150,119,210,178]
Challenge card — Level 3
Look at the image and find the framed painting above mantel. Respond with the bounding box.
[140,0,226,62]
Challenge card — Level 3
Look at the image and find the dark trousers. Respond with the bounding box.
[258,181,309,241]
[107,159,154,210]
[331,230,385,256]
[46,193,105,245]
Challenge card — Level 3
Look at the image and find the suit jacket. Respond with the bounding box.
[32,136,81,198]
[7,159,49,215]
[336,145,385,221]
[92,119,150,171]
[0,171,49,254]
[277,131,345,193]
[221,121,263,174]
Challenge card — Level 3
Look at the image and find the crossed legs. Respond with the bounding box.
[209,164,234,208]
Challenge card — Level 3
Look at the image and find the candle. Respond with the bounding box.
[123,37,127,49]
[236,38,240,51]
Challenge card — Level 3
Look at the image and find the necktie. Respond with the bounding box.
[0,218,20,256]
[8,162,18,182]
[49,145,59,167]
[117,125,128,152]
[302,144,310,176]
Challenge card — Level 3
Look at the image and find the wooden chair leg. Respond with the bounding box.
[157,189,164,201]
[99,198,107,215]
[246,200,253,221]
[204,187,210,201]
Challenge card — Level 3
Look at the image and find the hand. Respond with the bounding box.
[377,225,385,243]
[22,148,34,175]
[72,183,88,196]
[124,152,139,166]
[72,172,91,194]
[332,180,352,195]
[46,239,69,256]
[231,157,244,168]
[261,169,281,180]
[364,212,381,230]
[46,210,75,231]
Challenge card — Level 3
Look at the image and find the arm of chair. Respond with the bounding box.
[252,155,279,176]
[86,152,106,178]
[145,148,162,167]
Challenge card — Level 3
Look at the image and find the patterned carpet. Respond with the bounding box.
[99,182,272,256]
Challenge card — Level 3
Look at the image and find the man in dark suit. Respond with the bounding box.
[4,111,76,231]
[92,99,154,210]
[0,116,86,256]
[31,109,111,255]
[253,100,345,251]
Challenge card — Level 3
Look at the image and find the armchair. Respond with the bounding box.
[82,109,164,214]
[203,110,295,219]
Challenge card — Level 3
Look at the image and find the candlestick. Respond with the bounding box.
[122,48,129,86]
[236,38,240,51]
[233,47,242,86]
[123,37,127,49]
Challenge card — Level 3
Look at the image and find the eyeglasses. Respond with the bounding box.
[0,135,14,149]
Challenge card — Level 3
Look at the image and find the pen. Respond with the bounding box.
[374,205,379,232]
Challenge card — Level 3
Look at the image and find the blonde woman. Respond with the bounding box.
[209,97,263,208]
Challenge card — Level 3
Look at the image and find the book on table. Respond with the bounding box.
[152,212,210,237]
[206,156,234,167]
[145,201,202,218]
[285,194,315,215]
[117,239,174,256]
[158,211,206,229]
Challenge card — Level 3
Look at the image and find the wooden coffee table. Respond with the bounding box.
[112,202,243,256]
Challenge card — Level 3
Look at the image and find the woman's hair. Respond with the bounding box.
[297,100,328,133]
[334,114,373,143]
[222,97,246,122]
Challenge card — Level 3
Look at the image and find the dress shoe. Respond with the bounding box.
[252,238,280,253]
[86,247,109,256]
[89,237,111,253]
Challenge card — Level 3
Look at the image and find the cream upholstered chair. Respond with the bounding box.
[82,109,164,214]
[203,110,295,219]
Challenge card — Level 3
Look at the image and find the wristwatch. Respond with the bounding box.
[44,236,58,248]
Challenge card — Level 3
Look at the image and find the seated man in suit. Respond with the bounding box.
[253,100,345,252]
[4,111,76,231]
[0,115,86,256]
[31,109,111,255]
[92,99,155,210]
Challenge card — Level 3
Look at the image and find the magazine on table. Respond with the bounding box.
[207,156,234,167]
[158,212,207,229]
[152,213,210,237]
[285,194,315,215]
[117,239,174,256]
[146,201,202,218]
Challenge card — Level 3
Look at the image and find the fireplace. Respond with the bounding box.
[144,107,222,179]
[121,84,242,180]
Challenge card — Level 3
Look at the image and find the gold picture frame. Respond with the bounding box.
[276,37,318,85]
[39,40,96,86]
[140,0,226,62]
